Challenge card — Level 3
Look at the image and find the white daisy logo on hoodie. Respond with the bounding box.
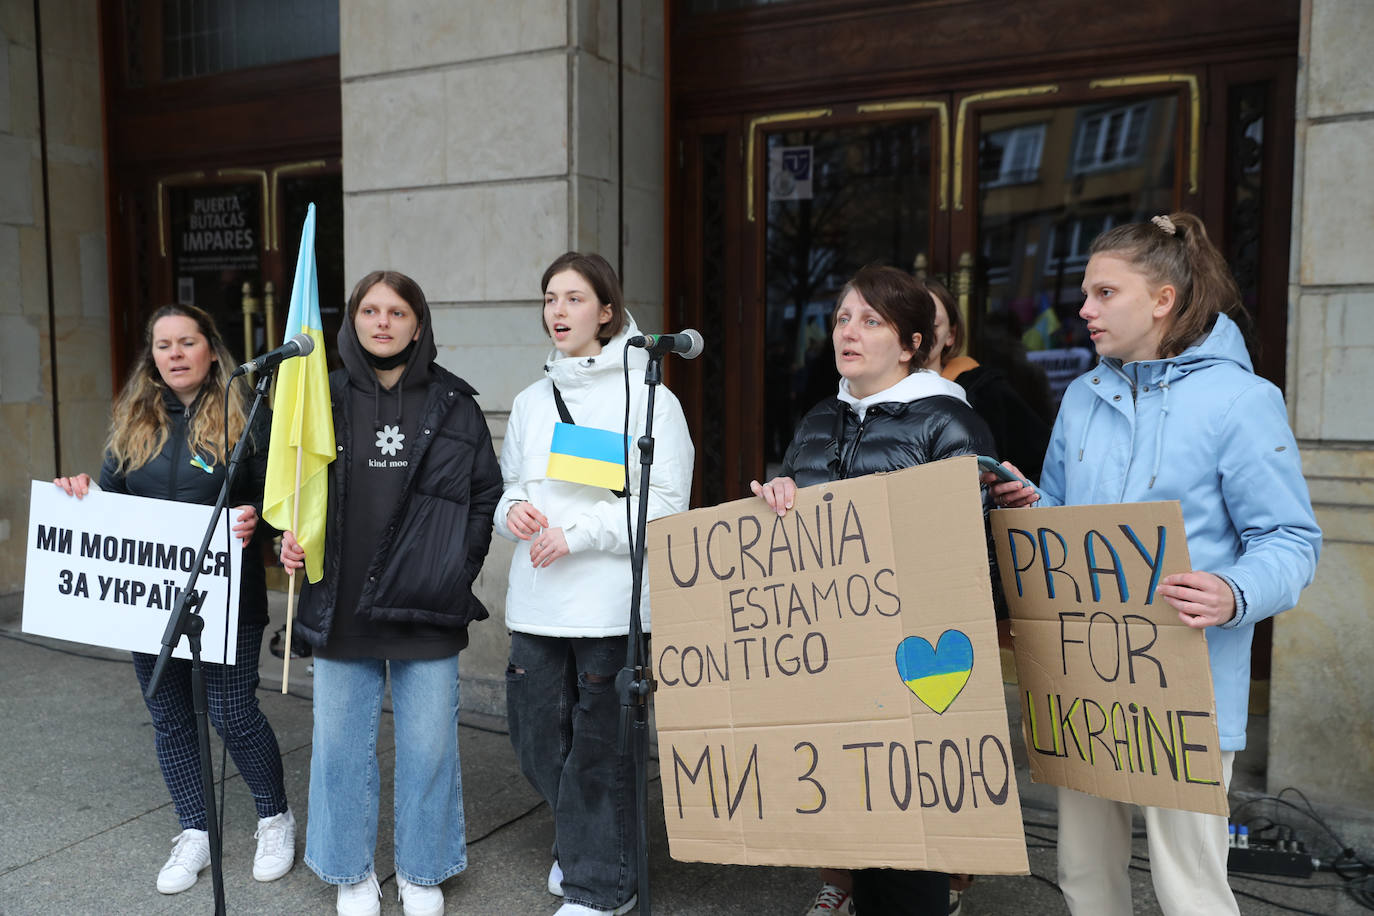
[375,425,405,456]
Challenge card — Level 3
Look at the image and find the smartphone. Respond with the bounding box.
[977,455,1023,485]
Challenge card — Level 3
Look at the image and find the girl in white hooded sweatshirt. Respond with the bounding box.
[496,251,694,916]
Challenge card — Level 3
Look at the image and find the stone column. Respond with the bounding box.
[340,0,665,714]
[0,1,108,601]
[1271,0,1374,808]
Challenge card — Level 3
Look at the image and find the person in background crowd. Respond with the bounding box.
[923,279,1052,481]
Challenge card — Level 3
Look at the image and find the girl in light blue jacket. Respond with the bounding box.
[989,212,1321,916]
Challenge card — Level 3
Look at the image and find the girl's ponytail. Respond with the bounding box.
[1159,213,1244,359]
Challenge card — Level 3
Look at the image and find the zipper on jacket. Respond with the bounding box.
[839,414,868,479]
[168,415,184,500]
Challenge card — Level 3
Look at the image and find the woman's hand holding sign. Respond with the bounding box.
[231,505,258,548]
[1158,571,1237,628]
[53,474,93,499]
[750,476,797,517]
[982,461,1039,508]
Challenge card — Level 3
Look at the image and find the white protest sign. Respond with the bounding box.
[23,481,241,663]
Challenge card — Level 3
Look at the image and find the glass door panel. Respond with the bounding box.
[974,94,1178,410]
[165,179,267,364]
[762,118,933,472]
[276,169,345,369]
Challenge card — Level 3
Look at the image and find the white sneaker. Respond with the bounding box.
[336,871,382,916]
[548,859,564,896]
[803,883,856,915]
[252,809,295,881]
[397,875,445,916]
[156,828,210,894]
[554,894,637,916]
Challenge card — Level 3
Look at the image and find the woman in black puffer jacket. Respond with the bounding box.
[751,265,994,916]
[53,304,294,895]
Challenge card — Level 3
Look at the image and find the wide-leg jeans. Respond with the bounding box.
[507,632,636,911]
[305,654,467,886]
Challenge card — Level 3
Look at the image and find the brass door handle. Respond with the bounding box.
[241,281,261,376]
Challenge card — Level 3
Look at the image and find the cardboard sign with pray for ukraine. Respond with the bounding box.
[647,456,1028,874]
[991,501,1228,816]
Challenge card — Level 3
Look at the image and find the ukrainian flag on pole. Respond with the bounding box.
[263,203,334,584]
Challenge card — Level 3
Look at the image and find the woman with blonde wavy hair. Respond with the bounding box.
[54,304,296,896]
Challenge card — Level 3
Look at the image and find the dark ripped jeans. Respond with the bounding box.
[507,632,636,911]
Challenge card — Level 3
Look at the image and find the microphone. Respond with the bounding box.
[230,332,314,377]
[627,329,704,359]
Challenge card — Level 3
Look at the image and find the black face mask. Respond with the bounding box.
[364,339,417,370]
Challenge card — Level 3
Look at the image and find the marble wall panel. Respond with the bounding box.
[428,305,553,413]
[342,0,567,78]
[0,133,34,224]
[0,314,41,402]
[444,52,569,183]
[480,181,571,302]
[1298,120,1374,286]
[572,173,615,258]
[38,53,100,150]
[1321,347,1374,441]
[573,52,615,183]
[57,395,113,479]
[622,184,663,315]
[368,186,486,299]
[0,224,18,311]
[6,43,38,140]
[0,41,10,132]
[1306,0,1374,118]
[78,230,105,320]
[51,316,109,401]
[341,72,446,193]
[341,192,391,280]
[1269,538,1374,805]
[622,69,663,193]
[0,4,35,47]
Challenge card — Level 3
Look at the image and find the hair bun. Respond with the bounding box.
[1150,214,1178,236]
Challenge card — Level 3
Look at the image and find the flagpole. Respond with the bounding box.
[281,445,303,693]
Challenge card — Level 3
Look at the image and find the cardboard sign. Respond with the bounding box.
[648,456,1028,874]
[23,481,242,663]
[991,501,1228,816]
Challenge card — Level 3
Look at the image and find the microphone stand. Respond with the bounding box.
[144,369,273,916]
[616,350,663,916]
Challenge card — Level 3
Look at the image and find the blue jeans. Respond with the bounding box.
[507,633,636,911]
[304,654,467,886]
[132,619,289,830]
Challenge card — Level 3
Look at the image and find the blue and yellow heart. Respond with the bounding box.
[895,630,974,715]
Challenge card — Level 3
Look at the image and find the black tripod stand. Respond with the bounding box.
[616,349,668,916]
[144,370,274,916]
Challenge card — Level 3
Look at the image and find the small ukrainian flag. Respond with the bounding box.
[546,422,629,490]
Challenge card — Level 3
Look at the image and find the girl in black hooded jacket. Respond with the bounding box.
[280,270,502,916]
[752,266,994,916]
